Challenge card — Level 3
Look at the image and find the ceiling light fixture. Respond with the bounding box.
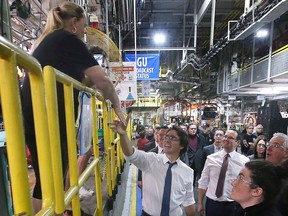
[255,29,268,38]
[153,33,166,44]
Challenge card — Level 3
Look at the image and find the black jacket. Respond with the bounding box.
[234,202,283,216]
[186,134,205,173]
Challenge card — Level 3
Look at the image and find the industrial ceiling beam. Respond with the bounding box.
[123,47,196,51]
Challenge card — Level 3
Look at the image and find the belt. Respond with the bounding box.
[142,210,152,216]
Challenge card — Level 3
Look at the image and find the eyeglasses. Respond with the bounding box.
[223,135,236,140]
[189,128,197,130]
[248,128,254,130]
[232,175,258,188]
[267,142,286,150]
[164,135,180,141]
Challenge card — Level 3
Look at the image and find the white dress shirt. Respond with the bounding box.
[125,148,195,216]
[157,145,164,154]
[198,149,249,201]
[214,144,222,152]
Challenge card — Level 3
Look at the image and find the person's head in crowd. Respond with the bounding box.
[230,121,236,129]
[255,124,264,135]
[158,126,169,148]
[231,160,288,208]
[147,128,154,137]
[222,129,240,153]
[145,126,149,134]
[246,123,254,135]
[214,129,225,146]
[163,126,189,158]
[154,126,161,144]
[139,130,146,139]
[188,123,198,137]
[266,132,288,165]
[33,2,86,50]
[202,123,211,135]
[252,135,267,159]
[179,124,187,132]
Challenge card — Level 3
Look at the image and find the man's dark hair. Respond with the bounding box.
[167,126,188,156]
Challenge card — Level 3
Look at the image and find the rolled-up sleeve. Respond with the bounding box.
[198,158,210,189]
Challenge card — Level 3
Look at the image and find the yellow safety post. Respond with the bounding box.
[91,96,100,158]
[0,42,32,215]
[94,161,103,216]
[107,147,112,196]
[116,136,121,174]
[91,94,103,216]
[63,83,80,216]
[0,36,56,215]
[111,141,116,190]
[102,101,112,196]
[43,66,65,214]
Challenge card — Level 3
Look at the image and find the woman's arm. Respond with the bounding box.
[84,65,125,125]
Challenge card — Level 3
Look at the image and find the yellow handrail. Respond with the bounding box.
[0,35,126,216]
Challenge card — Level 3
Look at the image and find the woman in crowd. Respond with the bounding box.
[21,2,125,213]
[231,160,288,216]
[248,135,267,160]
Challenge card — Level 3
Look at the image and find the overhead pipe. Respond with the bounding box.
[267,21,274,83]
[209,0,216,48]
[105,0,109,35]
[182,0,186,60]
[126,0,130,31]
[175,0,280,77]
[31,0,48,17]
[134,0,137,59]
[121,0,127,31]
[193,0,198,48]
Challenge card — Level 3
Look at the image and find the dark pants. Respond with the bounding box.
[206,197,236,216]
[142,210,151,216]
[26,134,69,199]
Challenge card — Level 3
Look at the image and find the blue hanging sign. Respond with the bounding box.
[125,53,160,80]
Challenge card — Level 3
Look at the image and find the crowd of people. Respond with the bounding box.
[119,119,288,216]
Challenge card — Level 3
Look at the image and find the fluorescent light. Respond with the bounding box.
[153,33,166,44]
[256,29,268,38]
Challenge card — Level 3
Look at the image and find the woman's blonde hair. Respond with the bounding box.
[32,2,84,51]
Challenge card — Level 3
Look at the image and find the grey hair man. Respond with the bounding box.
[266,132,288,165]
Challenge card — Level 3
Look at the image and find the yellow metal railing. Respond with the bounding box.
[0,35,54,215]
[0,35,126,216]
[43,67,106,215]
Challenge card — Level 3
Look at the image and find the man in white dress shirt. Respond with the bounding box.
[198,129,249,216]
[200,129,225,170]
[137,126,167,189]
[110,117,196,216]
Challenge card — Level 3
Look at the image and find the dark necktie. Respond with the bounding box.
[160,162,177,216]
[215,154,230,198]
